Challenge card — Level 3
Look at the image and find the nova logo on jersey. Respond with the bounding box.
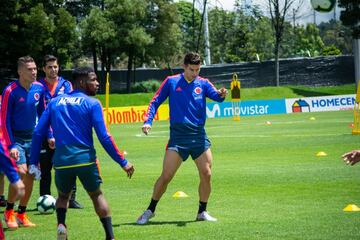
[58,86,65,95]
[34,93,40,101]
[57,97,84,106]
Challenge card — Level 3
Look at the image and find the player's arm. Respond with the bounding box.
[30,106,51,166]
[1,89,15,150]
[91,101,134,178]
[204,79,227,102]
[142,78,170,134]
[342,150,360,166]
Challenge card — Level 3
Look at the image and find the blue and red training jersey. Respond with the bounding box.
[38,76,72,104]
[30,90,127,169]
[1,80,46,149]
[144,73,225,127]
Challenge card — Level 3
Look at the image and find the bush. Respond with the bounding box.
[131,79,161,93]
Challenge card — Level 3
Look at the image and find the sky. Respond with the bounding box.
[184,0,340,25]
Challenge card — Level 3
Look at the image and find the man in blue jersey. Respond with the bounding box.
[137,52,228,224]
[1,56,46,229]
[29,67,134,240]
[38,54,83,209]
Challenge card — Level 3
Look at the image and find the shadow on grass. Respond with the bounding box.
[119,220,198,227]
[289,87,332,97]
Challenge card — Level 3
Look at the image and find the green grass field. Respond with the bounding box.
[6,110,360,239]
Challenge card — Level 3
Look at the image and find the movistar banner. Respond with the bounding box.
[206,99,286,118]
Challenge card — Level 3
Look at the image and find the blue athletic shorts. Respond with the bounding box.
[167,138,211,161]
[167,123,211,161]
[14,138,32,165]
[55,163,102,194]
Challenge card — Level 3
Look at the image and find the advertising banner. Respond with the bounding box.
[285,94,355,113]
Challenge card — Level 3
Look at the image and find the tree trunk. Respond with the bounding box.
[92,43,98,76]
[126,47,134,93]
[275,41,280,86]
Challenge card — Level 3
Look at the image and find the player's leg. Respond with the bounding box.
[16,164,36,227]
[88,189,114,240]
[39,142,53,196]
[69,184,83,209]
[0,173,6,207]
[55,168,75,240]
[194,148,217,221]
[137,150,183,224]
[78,163,113,240]
[152,150,183,200]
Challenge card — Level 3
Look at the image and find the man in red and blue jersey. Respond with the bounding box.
[1,56,46,229]
[29,67,134,240]
[38,54,82,209]
[137,52,228,224]
[0,121,25,239]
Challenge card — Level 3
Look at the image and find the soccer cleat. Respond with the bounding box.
[16,212,36,227]
[136,209,155,225]
[4,209,18,230]
[57,224,67,240]
[68,199,83,209]
[196,211,217,222]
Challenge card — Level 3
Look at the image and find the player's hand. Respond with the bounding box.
[142,124,151,135]
[48,138,55,149]
[10,148,19,161]
[28,164,41,180]
[342,150,360,166]
[122,162,134,179]
[218,87,228,98]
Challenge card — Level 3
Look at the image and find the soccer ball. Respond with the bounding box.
[37,195,56,214]
[310,0,336,13]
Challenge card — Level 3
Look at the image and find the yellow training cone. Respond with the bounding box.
[343,204,360,212]
[316,151,327,157]
[172,191,189,198]
[309,117,316,120]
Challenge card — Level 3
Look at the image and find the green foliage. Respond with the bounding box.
[338,0,360,38]
[322,45,341,56]
[130,79,161,93]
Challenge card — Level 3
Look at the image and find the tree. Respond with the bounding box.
[145,0,182,69]
[268,0,295,86]
[338,0,360,84]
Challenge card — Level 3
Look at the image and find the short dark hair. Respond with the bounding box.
[71,66,94,84]
[43,55,58,67]
[17,56,35,69]
[183,52,201,65]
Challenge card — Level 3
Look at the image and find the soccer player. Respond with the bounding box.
[342,150,360,165]
[1,56,46,229]
[0,120,25,239]
[38,54,83,209]
[29,67,134,240]
[136,52,228,224]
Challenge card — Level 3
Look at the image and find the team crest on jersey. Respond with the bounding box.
[34,93,40,101]
[194,87,202,94]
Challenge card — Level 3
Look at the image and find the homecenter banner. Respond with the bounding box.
[285,94,355,113]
